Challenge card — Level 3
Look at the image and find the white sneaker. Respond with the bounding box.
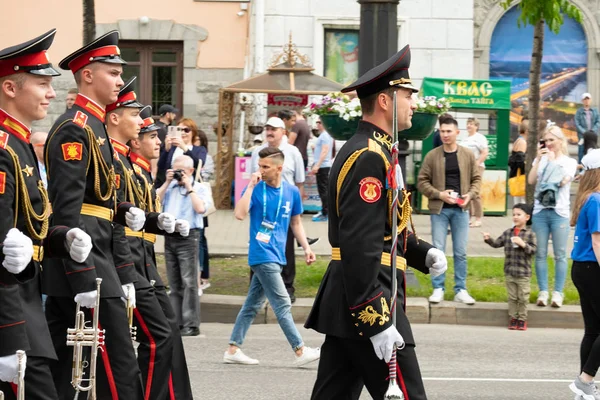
[223,348,259,365]
[537,290,549,307]
[198,288,203,296]
[454,289,475,305]
[551,291,564,308]
[294,346,320,367]
[428,288,444,304]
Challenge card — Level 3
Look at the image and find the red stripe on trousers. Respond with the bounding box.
[10,383,16,395]
[169,373,175,400]
[396,360,409,400]
[93,310,119,400]
[134,308,157,400]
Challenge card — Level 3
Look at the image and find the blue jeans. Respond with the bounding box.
[229,262,303,351]
[430,207,470,293]
[531,208,569,293]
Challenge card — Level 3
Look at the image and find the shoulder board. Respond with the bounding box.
[73,111,88,128]
[0,131,8,150]
[367,138,382,153]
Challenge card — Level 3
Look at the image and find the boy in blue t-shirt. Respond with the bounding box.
[224,147,320,367]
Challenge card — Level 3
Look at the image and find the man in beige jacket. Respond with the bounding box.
[418,115,482,305]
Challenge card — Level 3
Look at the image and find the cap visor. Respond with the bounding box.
[102,56,127,65]
[29,66,61,77]
[396,83,419,93]
[122,100,145,108]
[140,123,160,133]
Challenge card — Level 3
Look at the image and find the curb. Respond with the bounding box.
[200,294,584,329]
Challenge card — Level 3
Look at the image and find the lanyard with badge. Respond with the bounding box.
[256,181,283,244]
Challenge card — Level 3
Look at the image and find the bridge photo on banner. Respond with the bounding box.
[489,5,588,144]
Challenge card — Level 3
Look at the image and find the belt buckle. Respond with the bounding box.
[109,208,114,221]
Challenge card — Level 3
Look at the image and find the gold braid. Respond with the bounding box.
[6,146,50,240]
[84,126,115,202]
[121,161,147,210]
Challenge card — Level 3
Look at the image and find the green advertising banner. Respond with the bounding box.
[485,135,497,167]
[421,78,512,110]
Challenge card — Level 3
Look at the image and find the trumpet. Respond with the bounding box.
[67,278,104,400]
[126,285,137,341]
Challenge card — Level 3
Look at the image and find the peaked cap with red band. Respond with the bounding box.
[0,29,60,78]
[341,44,417,98]
[106,76,143,113]
[59,30,126,73]
[139,105,160,134]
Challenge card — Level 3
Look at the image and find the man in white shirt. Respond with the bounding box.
[250,117,317,302]
[460,117,488,227]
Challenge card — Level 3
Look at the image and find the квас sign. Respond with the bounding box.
[421,78,511,110]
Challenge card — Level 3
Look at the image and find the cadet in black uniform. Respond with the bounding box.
[305,46,448,400]
[0,30,94,399]
[106,82,193,399]
[43,31,146,399]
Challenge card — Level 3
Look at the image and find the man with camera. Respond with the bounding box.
[157,155,213,336]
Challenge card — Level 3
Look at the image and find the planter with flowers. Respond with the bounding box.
[303,92,361,140]
[402,96,452,140]
[304,92,451,141]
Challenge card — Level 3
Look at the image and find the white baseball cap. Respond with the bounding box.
[582,93,592,100]
[582,148,600,171]
[264,117,286,129]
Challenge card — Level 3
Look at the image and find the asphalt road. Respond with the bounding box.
[183,323,583,399]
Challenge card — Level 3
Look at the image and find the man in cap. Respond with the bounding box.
[575,92,600,162]
[128,104,194,399]
[0,29,93,399]
[153,104,179,180]
[43,30,146,399]
[305,45,447,400]
[107,83,192,399]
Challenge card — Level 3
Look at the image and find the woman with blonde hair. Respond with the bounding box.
[527,125,577,308]
[569,149,600,399]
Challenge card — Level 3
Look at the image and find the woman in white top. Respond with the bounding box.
[527,125,578,308]
[461,118,489,227]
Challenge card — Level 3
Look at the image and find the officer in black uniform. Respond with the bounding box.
[106,81,193,399]
[43,30,146,399]
[305,45,448,400]
[0,30,94,399]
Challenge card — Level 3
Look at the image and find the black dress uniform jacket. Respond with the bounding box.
[0,110,71,359]
[305,121,433,345]
[43,94,136,298]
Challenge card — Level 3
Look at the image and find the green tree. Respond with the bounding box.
[83,0,96,45]
[501,0,582,203]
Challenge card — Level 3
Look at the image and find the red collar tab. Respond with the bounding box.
[0,108,30,143]
[142,117,155,128]
[68,45,121,73]
[0,50,51,78]
[74,94,106,121]
[109,137,129,156]
[106,91,137,113]
[130,152,151,173]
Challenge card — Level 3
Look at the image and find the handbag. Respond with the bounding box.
[195,160,217,216]
[508,168,526,197]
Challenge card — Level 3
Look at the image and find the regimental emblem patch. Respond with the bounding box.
[0,171,5,194]
[115,174,121,189]
[359,177,383,203]
[62,142,83,161]
[73,111,88,128]
[0,132,8,150]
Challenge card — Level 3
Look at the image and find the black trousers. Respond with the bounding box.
[311,335,427,400]
[134,286,174,400]
[281,226,296,296]
[0,356,58,400]
[45,296,144,400]
[154,286,194,399]
[572,261,600,376]
[316,167,330,216]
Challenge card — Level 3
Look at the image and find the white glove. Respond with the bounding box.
[425,248,447,278]
[125,207,146,231]
[121,283,136,308]
[66,228,92,263]
[370,325,405,363]
[0,352,26,384]
[74,289,98,309]
[157,213,176,234]
[175,220,190,237]
[2,228,33,274]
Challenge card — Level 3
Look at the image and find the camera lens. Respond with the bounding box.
[173,170,183,181]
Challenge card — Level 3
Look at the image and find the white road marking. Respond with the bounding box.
[423,377,572,383]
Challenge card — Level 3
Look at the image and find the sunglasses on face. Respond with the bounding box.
[181,127,191,133]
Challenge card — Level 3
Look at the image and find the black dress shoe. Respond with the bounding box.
[290,294,296,304]
[298,237,320,247]
[180,327,200,337]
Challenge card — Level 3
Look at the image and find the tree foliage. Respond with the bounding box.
[501,0,582,30]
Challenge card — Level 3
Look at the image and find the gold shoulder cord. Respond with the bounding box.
[122,161,147,210]
[84,126,115,202]
[139,174,156,212]
[6,146,50,240]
